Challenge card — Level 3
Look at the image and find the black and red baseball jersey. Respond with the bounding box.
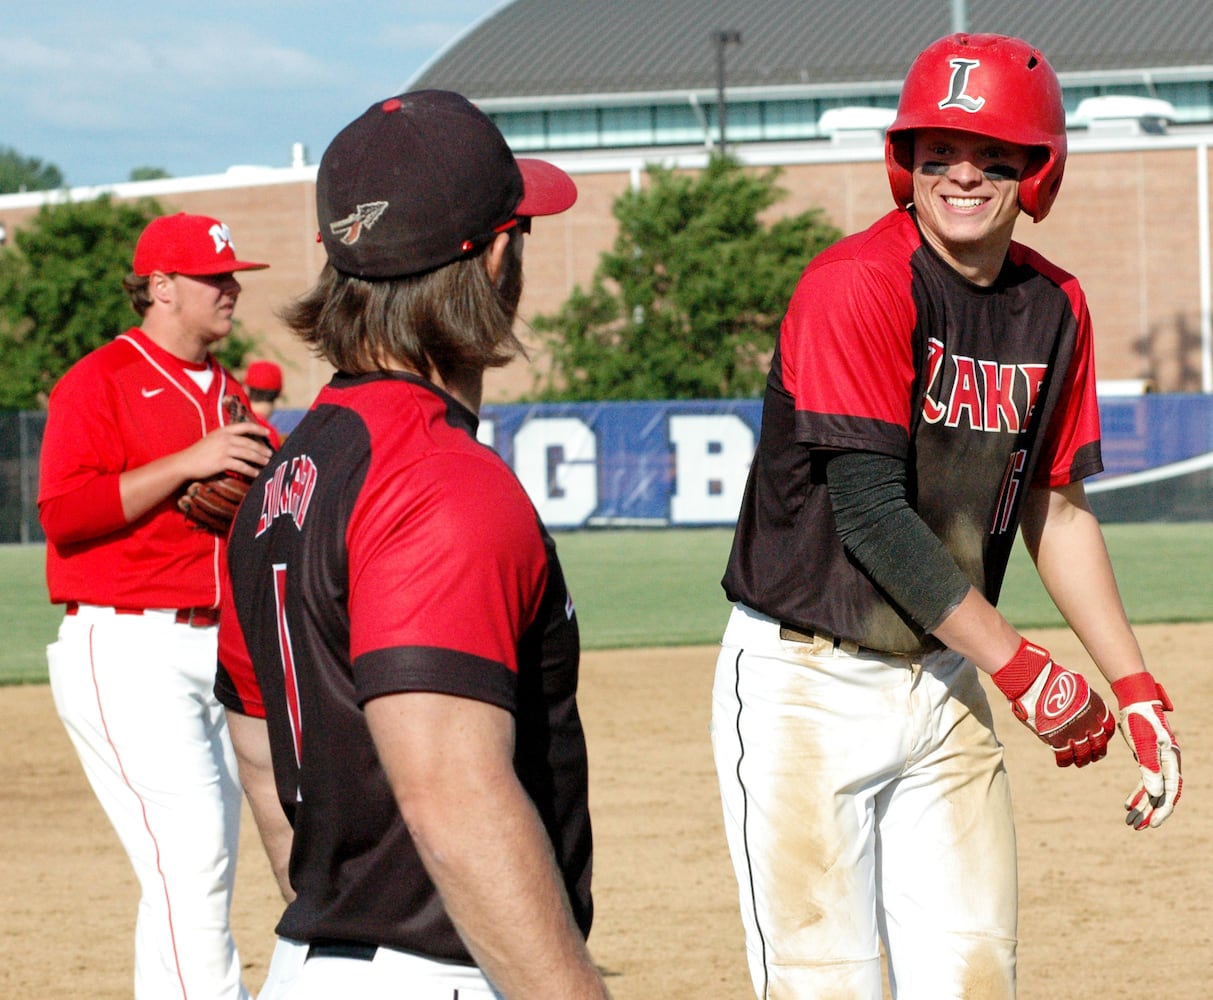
[215,371,592,960]
[723,208,1103,654]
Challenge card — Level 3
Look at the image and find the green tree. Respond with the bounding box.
[0,195,253,408]
[529,156,843,401]
[0,146,64,193]
[129,166,172,182]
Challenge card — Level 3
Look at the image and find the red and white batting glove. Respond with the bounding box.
[1111,673,1182,830]
[992,638,1115,768]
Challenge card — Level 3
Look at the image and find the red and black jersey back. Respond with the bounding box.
[216,370,591,960]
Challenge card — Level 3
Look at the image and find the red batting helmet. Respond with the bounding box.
[885,33,1067,223]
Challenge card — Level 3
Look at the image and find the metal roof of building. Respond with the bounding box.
[410,0,1213,102]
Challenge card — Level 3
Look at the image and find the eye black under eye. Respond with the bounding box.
[920,161,1020,181]
[982,164,1021,181]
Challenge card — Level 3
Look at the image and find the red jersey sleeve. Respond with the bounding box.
[38,360,129,544]
[346,449,547,688]
[780,221,919,457]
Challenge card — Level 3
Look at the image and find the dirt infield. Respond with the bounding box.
[3,624,1210,999]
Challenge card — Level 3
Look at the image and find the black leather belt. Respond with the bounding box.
[779,623,882,657]
[306,939,379,961]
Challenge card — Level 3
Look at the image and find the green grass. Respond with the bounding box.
[555,528,737,649]
[0,544,62,685]
[5,523,1211,684]
[997,522,1213,628]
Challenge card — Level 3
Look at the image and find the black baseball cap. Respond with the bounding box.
[316,89,578,279]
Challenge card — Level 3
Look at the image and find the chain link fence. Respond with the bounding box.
[0,411,45,544]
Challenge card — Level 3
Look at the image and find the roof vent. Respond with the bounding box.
[818,106,896,146]
[1073,96,1176,136]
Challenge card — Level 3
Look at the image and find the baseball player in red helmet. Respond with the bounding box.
[214,90,611,999]
[712,33,1182,998]
[39,212,274,998]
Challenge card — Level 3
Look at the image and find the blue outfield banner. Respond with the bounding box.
[478,400,763,529]
[1095,394,1213,477]
[273,393,1213,530]
[6,392,1211,545]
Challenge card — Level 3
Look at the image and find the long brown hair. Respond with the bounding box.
[279,231,526,384]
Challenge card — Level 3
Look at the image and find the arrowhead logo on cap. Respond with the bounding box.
[329,202,390,247]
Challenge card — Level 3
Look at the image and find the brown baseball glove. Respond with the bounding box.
[178,473,251,535]
[177,394,260,535]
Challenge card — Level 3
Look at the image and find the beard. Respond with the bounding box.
[494,231,525,321]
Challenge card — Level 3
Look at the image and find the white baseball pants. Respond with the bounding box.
[48,605,250,1000]
[257,936,502,999]
[710,604,1017,999]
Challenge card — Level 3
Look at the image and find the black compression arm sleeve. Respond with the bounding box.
[824,449,972,632]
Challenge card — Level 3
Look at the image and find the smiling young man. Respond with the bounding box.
[712,34,1182,999]
[39,213,273,999]
[910,129,1031,281]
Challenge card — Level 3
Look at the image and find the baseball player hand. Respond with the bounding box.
[992,638,1115,767]
[1111,673,1182,830]
[178,395,270,535]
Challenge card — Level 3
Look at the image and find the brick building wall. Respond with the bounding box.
[3,138,1211,406]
